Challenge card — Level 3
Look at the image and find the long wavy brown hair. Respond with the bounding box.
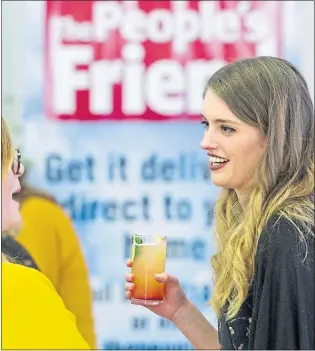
[205,57,314,319]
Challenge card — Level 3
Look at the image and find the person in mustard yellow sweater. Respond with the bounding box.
[15,182,97,349]
[1,116,89,349]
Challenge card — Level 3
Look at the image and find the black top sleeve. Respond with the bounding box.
[248,216,314,350]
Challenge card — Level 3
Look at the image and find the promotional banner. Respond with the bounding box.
[22,1,281,349]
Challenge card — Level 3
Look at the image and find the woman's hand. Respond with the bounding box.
[125,259,189,322]
[125,259,220,349]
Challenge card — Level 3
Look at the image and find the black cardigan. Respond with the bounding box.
[218,216,314,350]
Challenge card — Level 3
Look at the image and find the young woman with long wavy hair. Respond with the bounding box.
[125,56,314,350]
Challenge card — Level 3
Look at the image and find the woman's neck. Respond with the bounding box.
[235,189,250,210]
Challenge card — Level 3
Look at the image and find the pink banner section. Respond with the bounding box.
[45,0,281,121]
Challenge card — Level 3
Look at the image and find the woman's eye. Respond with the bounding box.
[201,121,209,130]
[221,125,235,134]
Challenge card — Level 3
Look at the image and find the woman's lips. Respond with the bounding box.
[209,161,229,171]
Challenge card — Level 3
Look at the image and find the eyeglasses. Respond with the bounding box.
[12,149,22,176]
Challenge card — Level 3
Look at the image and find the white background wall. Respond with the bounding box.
[2,1,26,146]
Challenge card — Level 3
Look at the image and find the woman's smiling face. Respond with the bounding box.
[200,89,266,192]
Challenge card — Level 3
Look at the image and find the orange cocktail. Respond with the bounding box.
[131,234,167,305]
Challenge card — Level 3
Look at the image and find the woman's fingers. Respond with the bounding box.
[126,259,133,267]
[155,273,179,286]
[125,282,135,291]
[125,273,134,282]
[125,290,132,299]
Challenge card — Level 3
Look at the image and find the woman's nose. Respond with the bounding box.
[200,129,218,150]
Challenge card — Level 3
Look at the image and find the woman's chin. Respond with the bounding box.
[7,202,22,230]
[13,199,20,208]
[211,176,228,188]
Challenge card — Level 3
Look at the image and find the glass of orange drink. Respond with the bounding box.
[131,234,167,305]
